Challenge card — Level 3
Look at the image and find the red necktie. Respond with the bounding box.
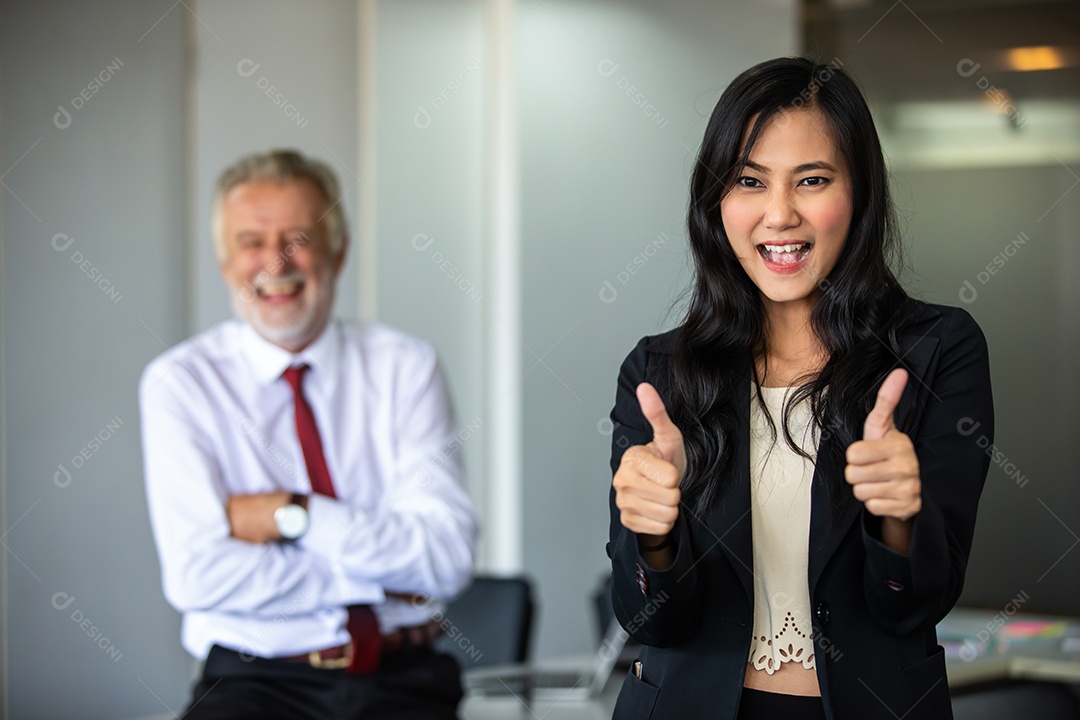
[282,364,381,674]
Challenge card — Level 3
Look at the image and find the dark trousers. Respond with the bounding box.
[182,644,463,720]
[737,687,827,720]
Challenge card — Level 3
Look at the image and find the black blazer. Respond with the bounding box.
[607,302,993,720]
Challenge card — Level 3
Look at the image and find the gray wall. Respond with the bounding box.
[895,163,1080,614]
[1,2,191,717]
[369,0,490,523]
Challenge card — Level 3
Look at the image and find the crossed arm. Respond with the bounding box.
[139,352,478,617]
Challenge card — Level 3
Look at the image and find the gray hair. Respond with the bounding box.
[211,149,347,261]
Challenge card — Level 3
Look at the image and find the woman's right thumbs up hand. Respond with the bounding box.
[612,383,686,541]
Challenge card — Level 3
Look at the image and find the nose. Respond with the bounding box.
[763,187,800,232]
[258,236,297,277]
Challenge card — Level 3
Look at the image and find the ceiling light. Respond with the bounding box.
[1004,46,1067,72]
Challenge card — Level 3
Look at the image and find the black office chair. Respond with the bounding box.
[435,575,535,669]
[593,573,616,643]
[592,572,639,667]
[952,682,1080,719]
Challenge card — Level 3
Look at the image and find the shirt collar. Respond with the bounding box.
[240,319,341,386]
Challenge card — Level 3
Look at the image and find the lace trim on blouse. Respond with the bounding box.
[748,611,816,672]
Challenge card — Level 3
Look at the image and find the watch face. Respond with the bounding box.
[275,504,309,540]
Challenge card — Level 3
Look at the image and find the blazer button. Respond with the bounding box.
[815,601,830,626]
[635,563,649,596]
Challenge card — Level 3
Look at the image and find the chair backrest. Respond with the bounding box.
[435,575,534,669]
[592,572,640,667]
[592,573,615,644]
[953,681,1080,719]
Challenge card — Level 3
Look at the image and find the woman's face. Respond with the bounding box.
[720,108,853,316]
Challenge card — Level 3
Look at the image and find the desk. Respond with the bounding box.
[462,609,1080,719]
[461,668,620,719]
[941,609,1080,688]
[460,652,621,719]
[462,693,616,720]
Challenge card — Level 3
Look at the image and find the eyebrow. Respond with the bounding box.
[744,160,838,174]
[235,227,314,237]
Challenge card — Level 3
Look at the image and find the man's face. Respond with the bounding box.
[218,180,345,352]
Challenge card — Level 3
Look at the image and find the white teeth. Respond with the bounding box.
[258,281,301,296]
[761,243,807,254]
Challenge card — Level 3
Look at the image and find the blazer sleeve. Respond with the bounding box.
[860,307,994,635]
[606,337,703,647]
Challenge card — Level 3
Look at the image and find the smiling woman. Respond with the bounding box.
[606,57,994,720]
[720,109,853,303]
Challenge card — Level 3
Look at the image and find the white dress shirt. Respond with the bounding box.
[139,319,478,660]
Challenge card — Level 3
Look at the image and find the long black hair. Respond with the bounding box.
[671,56,917,515]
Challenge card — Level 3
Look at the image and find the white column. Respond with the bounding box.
[357,0,379,320]
[485,0,523,572]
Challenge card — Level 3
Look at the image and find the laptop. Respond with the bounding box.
[463,618,629,700]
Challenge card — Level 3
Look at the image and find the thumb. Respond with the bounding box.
[636,383,685,467]
[864,368,908,441]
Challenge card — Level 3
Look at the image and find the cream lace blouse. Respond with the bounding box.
[747,384,819,674]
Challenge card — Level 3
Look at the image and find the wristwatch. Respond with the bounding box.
[274,493,310,540]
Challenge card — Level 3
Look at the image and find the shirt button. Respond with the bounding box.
[635,563,649,596]
[885,580,905,592]
[815,601,830,626]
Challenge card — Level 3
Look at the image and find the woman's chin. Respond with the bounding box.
[758,286,819,308]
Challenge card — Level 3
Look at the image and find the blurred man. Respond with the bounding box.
[140,149,477,719]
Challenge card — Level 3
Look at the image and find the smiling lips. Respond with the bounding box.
[253,274,305,302]
[757,241,812,273]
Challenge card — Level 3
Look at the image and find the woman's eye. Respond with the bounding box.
[800,176,828,187]
[737,176,762,188]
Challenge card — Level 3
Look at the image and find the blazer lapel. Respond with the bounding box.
[808,331,941,593]
[700,371,755,604]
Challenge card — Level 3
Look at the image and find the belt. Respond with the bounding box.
[279,619,444,670]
